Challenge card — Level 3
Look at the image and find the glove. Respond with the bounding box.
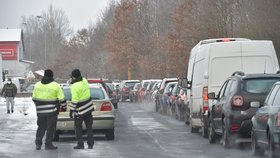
[69,110,74,119]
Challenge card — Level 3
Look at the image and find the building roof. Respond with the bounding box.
[0,29,22,42]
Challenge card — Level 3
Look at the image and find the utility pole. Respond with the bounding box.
[37,16,47,68]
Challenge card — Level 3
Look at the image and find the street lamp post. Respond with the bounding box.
[37,16,47,68]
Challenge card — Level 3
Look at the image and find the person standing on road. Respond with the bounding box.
[1,78,17,114]
[32,69,66,150]
[70,69,94,149]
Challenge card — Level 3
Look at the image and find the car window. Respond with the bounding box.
[218,80,229,98]
[63,88,71,101]
[90,87,105,100]
[125,82,138,88]
[224,80,233,96]
[265,84,279,106]
[63,87,105,100]
[272,86,280,106]
[242,78,279,94]
[229,79,238,93]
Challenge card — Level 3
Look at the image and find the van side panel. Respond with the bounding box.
[192,58,205,121]
[187,40,280,129]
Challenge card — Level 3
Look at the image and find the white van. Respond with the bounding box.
[183,38,280,136]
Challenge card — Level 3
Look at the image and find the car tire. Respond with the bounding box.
[53,130,60,142]
[268,132,277,158]
[222,119,232,149]
[113,103,118,109]
[208,116,218,144]
[190,119,199,133]
[201,123,208,138]
[106,129,115,140]
[251,130,265,156]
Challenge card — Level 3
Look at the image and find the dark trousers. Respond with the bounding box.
[35,115,57,146]
[74,113,94,145]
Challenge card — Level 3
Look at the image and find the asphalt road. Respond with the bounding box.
[0,99,260,158]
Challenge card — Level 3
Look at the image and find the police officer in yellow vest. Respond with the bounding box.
[32,69,66,150]
[70,69,94,149]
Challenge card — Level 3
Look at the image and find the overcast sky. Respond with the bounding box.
[0,0,112,31]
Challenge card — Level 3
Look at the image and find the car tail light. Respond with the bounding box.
[122,87,129,92]
[173,96,177,102]
[202,87,209,112]
[59,106,67,112]
[230,124,240,132]
[232,95,243,107]
[113,91,117,96]
[101,102,113,111]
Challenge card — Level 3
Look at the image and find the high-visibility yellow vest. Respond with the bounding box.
[32,81,65,116]
[70,78,93,116]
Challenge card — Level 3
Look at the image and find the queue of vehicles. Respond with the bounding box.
[175,38,280,158]
[7,37,280,157]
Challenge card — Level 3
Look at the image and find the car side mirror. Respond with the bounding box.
[208,92,216,99]
[250,101,261,108]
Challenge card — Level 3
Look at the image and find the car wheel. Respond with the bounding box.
[113,103,118,109]
[121,95,125,102]
[208,117,218,144]
[190,119,199,133]
[222,119,231,149]
[268,132,277,158]
[185,110,190,125]
[201,123,208,138]
[251,130,265,156]
[106,129,115,140]
[53,130,60,142]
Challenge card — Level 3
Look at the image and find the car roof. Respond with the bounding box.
[123,80,140,83]
[232,73,280,80]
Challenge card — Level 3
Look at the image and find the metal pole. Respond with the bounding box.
[44,31,46,68]
[37,16,46,68]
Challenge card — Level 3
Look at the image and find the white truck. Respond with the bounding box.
[180,38,280,137]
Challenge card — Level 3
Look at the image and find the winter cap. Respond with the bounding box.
[71,69,81,78]
[8,78,12,81]
[44,69,54,78]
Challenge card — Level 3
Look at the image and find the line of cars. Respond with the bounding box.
[178,38,280,157]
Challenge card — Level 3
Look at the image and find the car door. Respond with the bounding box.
[268,84,280,137]
[212,79,230,132]
[254,84,279,141]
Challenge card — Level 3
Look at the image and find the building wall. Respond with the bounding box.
[0,40,29,77]
[0,42,18,60]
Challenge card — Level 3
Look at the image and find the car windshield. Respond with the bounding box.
[125,82,138,88]
[63,87,105,100]
[242,78,280,94]
[133,83,140,90]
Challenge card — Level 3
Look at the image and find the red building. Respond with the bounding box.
[0,29,33,78]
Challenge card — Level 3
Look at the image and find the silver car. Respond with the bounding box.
[55,83,115,141]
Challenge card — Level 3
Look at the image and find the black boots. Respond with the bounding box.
[36,145,41,150]
[7,110,10,114]
[88,141,94,149]
[35,140,42,150]
[73,142,84,149]
[45,143,58,150]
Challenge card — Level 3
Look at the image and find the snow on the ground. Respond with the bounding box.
[0,97,37,154]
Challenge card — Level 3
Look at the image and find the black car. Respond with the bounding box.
[251,81,280,158]
[106,83,119,109]
[207,71,280,148]
[119,80,140,102]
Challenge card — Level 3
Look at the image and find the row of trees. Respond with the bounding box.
[21,0,280,80]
